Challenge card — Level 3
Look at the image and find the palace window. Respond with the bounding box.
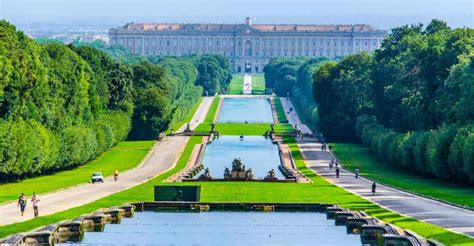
[216,39,220,46]
[270,41,273,46]
[291,41,295,46]
[341,41,345,46]
[277,41,281,46]
[364,41,368,46]
[312,41,316,46]
[305,41,309,46]
[320,41,323,46]
[373,40,377,46]
[356,41,359,46]
[166,40,170,46]
[298,41,302,46]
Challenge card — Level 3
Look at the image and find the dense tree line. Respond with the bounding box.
[312,20,474,184]
[263,57,326,126]
[0,21,231,180]
[0,21,133,180]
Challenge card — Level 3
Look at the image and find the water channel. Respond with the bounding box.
[218,98,274,123]
[59,211,360,245]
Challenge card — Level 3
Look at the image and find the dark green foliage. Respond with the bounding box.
[308,20,474,184]
[195,55,232,95]
[264,57,325,129]
[314,53,374,142]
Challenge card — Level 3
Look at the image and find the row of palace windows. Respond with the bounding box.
[117,36,380,49]
[140,47,354,58]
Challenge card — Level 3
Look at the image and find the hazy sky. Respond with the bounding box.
[0,0,473,30]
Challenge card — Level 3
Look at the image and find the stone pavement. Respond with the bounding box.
[0,98,212,226]
[280,98,474,237]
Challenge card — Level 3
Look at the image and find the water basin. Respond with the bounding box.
[218,98,274,123]
[59,211,360,245]
[198,135,284,179]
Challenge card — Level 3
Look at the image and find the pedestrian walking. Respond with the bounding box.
[31,192,40,217]
[329,159,334,170]
[336,167,340,178]
[355,168,359,179]
[371,182,376,195]
[18,193,27,216]
[114,170,119,182]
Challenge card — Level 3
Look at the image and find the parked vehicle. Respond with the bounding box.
[91,172,104,183]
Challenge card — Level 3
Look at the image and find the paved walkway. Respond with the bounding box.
[0,98,212,226]
[243,73,252,95]
[280,98,474,237]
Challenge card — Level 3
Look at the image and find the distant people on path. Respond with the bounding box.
[18,193,26,216]
[114,170,119,181]
[371,182,377,195]
[335,167,340,178]
[329,159,334,170]
[31,192,40,217]
[355,168,360,179]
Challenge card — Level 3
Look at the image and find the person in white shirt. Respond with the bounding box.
[31,192,40,217]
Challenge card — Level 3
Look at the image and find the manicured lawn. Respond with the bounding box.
[194,123,294,135]
[166,97,203,134]
[273,97,288,123]
[0,136,202,239]
[332,143,474,209]
[203,96,220,123]
[229,74,244,94]
[251,74,265,95]
[0,141,154,204]
[0,137,472,245]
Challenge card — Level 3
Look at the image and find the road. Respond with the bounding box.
[0,97,212,226]
[280,98,474,237]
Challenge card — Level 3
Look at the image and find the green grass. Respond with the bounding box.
[0,136,202,239]
[273,97,288,123]
[194,123,294,135]
[332,143,474,209]
[251,74,265,95]
[229,74,244,94]
[0,137,472,245]
[0,141,155,204]
[203,97,220,123]
[166,97,203,134]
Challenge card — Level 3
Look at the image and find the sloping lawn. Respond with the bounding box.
[0,141,154,204]
[251,74,265,95]
[229,74,244,94]
[332,143,474,209]
[274,97,288,123]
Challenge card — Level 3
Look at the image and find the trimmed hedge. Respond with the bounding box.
[356,115,474,184]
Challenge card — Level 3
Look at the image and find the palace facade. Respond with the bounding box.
[109,18,387,73]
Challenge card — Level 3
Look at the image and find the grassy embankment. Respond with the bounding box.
[0,141,154,205]
[332,143,474,209]
[166,97,203,134]
[273,97,289,123]
[229,74,244,94]
[251,73,265,95]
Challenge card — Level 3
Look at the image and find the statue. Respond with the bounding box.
[245,168,254,181]
[231,158,247,179]
[270,124,275,133]
[184,123,191,132]
[264,169,278,181]
[211,123,216,132]
[232,158,245,172]
[198,168,213,181]
[223,167,231,180]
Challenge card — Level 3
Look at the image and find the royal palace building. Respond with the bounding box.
[109,18,387,73]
